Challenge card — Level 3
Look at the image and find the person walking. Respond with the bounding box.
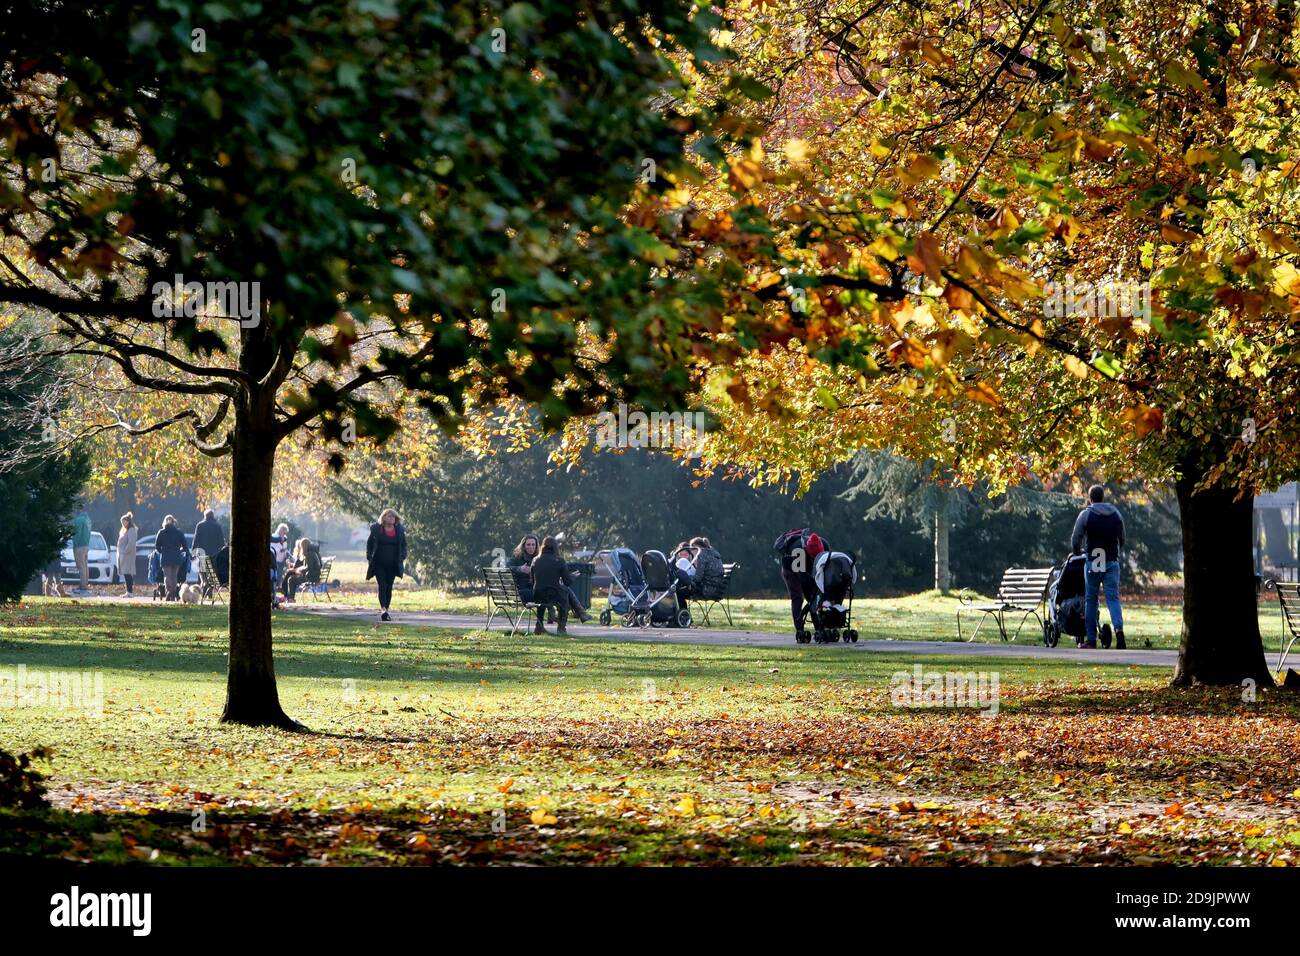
[71,508,92,594]
[117,512,139,596]
[366,509,407,622]
[1071,484,1127,649]
[155,514,190,602]
[193,508,225,558]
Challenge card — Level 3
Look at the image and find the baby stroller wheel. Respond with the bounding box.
[639,611,652,629]
[599,609,611,627]
[846,629,859,643]
[621,613,636,628]
[676,608,692,629]
[795,629,810,644]
[1099,623,1113,649]
[1042,620,1056,648]
[826,629,841,643]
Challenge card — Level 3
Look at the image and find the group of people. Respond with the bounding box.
[503,534,727,634]
[770,485,1128,648]
[668,537,727,611]
[507,534,592,635]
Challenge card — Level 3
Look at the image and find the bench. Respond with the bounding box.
[697,563,739,627]
[957,567,1054,642]
[1274,582,1300,673]
[197,554,228,606]
[301,556,336,602]
[483,566,541,637]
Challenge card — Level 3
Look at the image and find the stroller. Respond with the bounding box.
[640,549,692,629]
[1044,552,1112,647]
[597,547,647,626]
[805,550,859,644]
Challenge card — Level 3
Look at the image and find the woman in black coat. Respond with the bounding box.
[366,508,408,622]
[529,536,572,635]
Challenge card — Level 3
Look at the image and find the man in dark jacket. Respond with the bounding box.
[530,537,571,635]
[193,509,225,557]
[1070,485,1127,649]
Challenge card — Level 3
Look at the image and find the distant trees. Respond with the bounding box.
[330,436,1184,596]
[0,330,88,603]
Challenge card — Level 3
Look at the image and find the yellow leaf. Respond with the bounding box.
[530,808,558,825]
[783,138,810,164]
[1118,821,1133,834]
[1064,355,1089,379]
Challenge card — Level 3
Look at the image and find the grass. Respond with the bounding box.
[1,600,1298,866]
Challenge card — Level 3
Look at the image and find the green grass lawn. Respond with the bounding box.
[1,600,1298,866]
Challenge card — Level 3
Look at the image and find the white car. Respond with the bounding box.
[60,533,119,586]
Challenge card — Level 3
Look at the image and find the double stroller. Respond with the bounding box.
[802,550,859,644]
[597,547,692,629]
[1044,552,1113,647]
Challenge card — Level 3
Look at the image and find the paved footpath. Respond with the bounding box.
[285,603,1177,669]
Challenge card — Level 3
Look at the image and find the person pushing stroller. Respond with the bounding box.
[773,527,828,642]
[1070,485,1127,650]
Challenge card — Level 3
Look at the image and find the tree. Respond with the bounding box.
[0,0,743,726]
[0,330,88,602]
[658,0,1300,686]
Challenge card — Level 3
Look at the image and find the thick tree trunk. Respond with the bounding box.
[221,406,300,728]
[933,500,951,593]
[1171,465,1274,689]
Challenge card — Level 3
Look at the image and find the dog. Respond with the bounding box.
[179,583,202,605]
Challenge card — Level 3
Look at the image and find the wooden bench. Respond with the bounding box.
[301,556,335,602]
[197,554,228,606]
[483,566,540,637]
[697,563,739,627]
[957,567,1054,642]
[1273,582,1300,673]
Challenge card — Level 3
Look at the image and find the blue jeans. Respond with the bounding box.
[1084,560,1124,644]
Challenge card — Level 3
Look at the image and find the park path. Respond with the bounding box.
[284,603,1178,669]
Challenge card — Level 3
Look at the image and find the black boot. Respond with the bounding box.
[1115,628,1126,650]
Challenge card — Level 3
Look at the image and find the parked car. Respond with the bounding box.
[60,533,118,585]
[134,533,201,585]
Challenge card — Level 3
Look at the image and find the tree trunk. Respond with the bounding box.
[221,405,300,728]
[1171,463,1274,689]
[933,499,951,593]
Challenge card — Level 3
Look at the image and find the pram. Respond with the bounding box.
[1044,552,1111,647]
[595,547,690,628]
[805,550,859,644]
[597,547,645,626]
